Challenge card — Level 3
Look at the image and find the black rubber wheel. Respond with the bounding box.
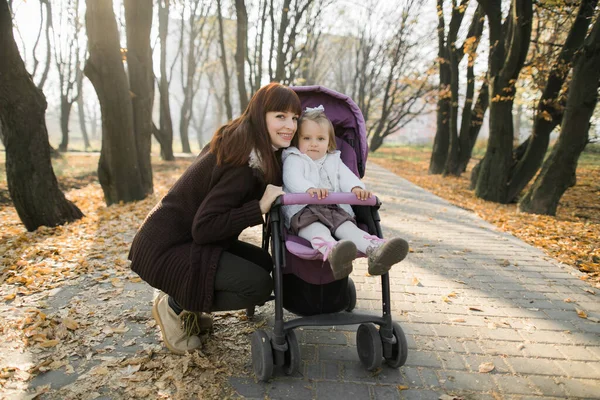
[356,323,383,371]
[346,277,357,312]
[282,330,301,375]
[384,321,408,368]
[251,330,274,381]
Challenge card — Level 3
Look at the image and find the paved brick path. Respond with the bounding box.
[230,163,600,399]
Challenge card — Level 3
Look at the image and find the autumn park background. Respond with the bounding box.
[1,0,599,397]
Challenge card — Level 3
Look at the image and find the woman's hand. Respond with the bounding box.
[351,187,372,200]
[259,184,285,214]
[307,187,329,200]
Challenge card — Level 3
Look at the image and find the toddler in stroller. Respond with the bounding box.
[249,85,409,380]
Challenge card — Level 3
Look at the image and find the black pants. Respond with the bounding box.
[210,240,273,312]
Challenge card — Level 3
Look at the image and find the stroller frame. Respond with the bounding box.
[249,193,408,380]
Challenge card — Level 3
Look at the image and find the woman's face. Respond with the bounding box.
[266,111,298,149]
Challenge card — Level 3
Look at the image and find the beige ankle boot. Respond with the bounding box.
[152,293,202,355]
[328,240,357,280]
[367,237,409,275]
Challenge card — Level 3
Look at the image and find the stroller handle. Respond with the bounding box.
[279,193,378,207]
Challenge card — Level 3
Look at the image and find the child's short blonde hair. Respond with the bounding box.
[293,109,337,152]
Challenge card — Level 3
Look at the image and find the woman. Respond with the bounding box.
[128,83,302,354]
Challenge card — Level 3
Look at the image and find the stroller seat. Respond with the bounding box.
[249,85,409,381]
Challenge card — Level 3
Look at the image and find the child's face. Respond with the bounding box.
[298,120,329,161]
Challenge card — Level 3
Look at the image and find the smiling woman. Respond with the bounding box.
[127,82,302,355]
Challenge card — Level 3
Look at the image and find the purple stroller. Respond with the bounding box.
[249,85,408,380]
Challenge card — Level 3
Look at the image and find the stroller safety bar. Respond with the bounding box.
[279,193,378,207]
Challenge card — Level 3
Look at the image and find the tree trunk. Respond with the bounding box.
[124,0,154,196]
[157,0,174,161]
[458,79,488,173]
[519,15,600,215]
[84,0,146,205]
[58,95,71,152]
[0,0,83,231]
[179,94,192,153]
[216,0,233,121]
[505,0,598,203]
[474,0,532,203]
[235,0,249,112]
[76,69,90,149]
[429,0,451,174]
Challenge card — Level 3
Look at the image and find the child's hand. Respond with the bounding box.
[352,187,372,200]
[307,188,329,200]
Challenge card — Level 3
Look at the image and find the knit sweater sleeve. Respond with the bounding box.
[191,166,264,244]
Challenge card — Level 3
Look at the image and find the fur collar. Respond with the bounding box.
[248,149,263,172]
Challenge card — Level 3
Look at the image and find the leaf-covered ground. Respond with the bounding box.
[370,146,600,287]
[0,155,269,399]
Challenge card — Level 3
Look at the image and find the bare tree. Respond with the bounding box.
[84,0,146,205]
[155,0,175,160]
[520,14,600,215]
[505,0,598,202]
[235,0,248,110]
[54,0,84,152]
[366,0,435,152]
[473,0,533,203]
[124,0,154,195]
[0,0,83,231]
[216,0,233,121]
[443,3,486,176]
[178,0,214,153]
[30,0,53,90]
[75,66,91,149]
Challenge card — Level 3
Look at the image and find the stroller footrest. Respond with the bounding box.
[283,311,387,331]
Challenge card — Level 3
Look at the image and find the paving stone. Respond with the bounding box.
[559,377,600,398]
[370,384,401,399]
[315,381,371,398]
[303,330,348,346]
[268,378,314,399]
[554,360,600,379]
[229,377,266,398]
[318,345,359,362]
[438,370,497,392]
[527,376,568,397]
[404,351,442,369]
[493,374,538,396]
[505,357,563,376]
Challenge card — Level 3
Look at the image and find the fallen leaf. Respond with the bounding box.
[398,384,409,390]
[576,308,588,319]
[469,307,483,312]
[478,362,495,373]
[63,317,79,331]
[411,277,422,286]
[39,339,60,348]
[564,298,573,303]
[451,318,466,323]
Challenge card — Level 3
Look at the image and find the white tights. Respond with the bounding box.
[297,221,376,255]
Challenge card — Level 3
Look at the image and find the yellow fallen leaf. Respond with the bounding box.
[442,296,451,303]
[564,298,573,303]
[447,292,457,298]
[576,308,588,319]
[39,339,60,348]
[398,385,409,390]
[478,362,495,373]
[4,293,16,301]
[111,278,123,288]
[411,277,422,286]
[63,318,79,331]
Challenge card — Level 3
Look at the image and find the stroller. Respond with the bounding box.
[248,85,408,380]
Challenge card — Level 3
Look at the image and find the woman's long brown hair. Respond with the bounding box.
[209,83,302,184]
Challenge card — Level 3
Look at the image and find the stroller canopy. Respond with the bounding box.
[291,85,368,178]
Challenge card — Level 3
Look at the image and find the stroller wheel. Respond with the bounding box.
[356,323,383,371]
[251,330,274,381]
[346,278,357,312]
[383,322,408,368]
[283,330,301,375]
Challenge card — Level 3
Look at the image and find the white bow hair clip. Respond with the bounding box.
[305,104,325,112]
